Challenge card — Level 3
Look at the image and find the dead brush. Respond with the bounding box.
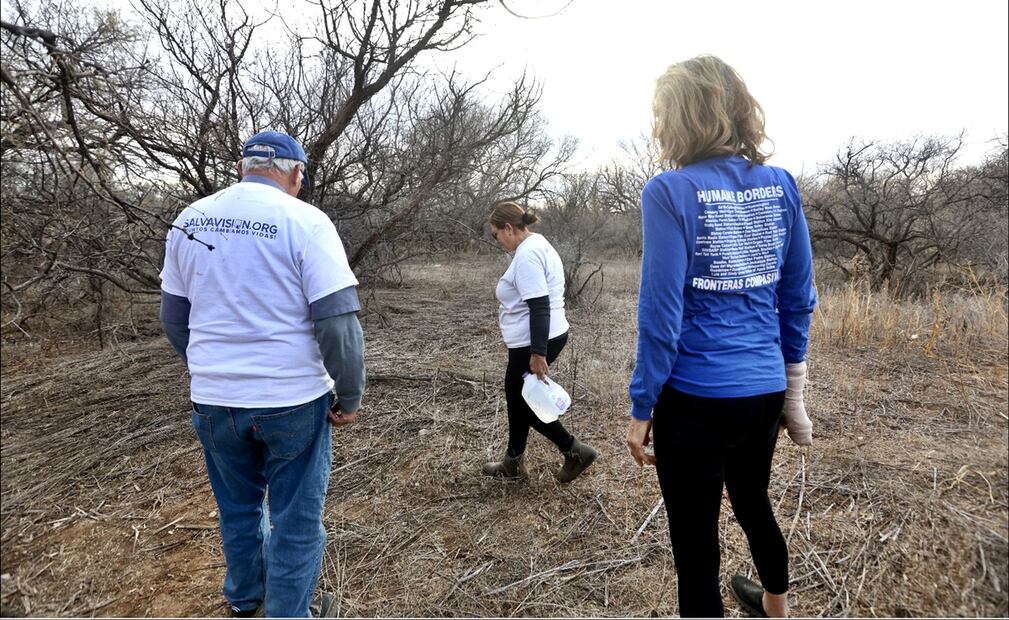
[812,274,1009,358]
[0,256,1006,617]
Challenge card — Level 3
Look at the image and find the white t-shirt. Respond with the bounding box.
[160,180,358,407]
[496,233,570,348]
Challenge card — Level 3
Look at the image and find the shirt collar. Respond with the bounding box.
[241,174,286,192]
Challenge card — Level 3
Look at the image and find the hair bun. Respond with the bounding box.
[489,201,538,230]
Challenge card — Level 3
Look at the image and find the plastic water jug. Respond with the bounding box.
[521,373,571,423]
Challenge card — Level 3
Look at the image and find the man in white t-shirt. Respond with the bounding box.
[159,130,364,618]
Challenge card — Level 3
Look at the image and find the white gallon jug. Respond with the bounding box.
[521,373,572,423]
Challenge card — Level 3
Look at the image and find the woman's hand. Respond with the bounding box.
[782,362,812,446]
[529,353,549,380]
[626,418,656,467]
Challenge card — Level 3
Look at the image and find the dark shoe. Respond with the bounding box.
[310,591,338,618]
[482,452,527,478]
[229,603,263,618]
[730,575,768,617]
[556,439,597,483]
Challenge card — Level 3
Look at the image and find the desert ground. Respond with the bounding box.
[1,255,1007,617]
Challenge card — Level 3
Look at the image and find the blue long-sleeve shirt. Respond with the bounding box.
[629,155,816,421]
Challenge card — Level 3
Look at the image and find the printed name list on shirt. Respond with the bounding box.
[690,185,786,292]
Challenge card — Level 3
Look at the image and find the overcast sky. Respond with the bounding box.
[76,0,1008,173]
[431,0,1009,174]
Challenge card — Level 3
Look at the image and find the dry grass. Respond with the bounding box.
[812,276,1009,358]
[1,255,1007,617]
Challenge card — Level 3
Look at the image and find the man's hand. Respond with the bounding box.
[328,402,358,426]
[626,418,656,467]
[529,353,549,380]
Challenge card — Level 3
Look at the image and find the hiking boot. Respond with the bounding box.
[730,575,768,617]
[482,452,527,478]
[556,439,597,483]
[310,591,338,618]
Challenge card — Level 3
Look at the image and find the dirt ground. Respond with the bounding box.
[1,256,1007,617]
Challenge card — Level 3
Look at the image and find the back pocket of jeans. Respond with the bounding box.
[252,401,318,460]
[191,410,215,451]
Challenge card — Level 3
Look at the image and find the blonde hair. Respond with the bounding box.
[652,55,770,168]
[489,201,539,229]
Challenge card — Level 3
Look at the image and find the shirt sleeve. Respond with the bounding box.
[775,169,817,364]
[160,291,191,364]
[310,286,362,320]
[159,228,187,296]
[628,178,689,421]
[512,249,550,301]
[314,312,366,413]
[526,295,551,355]
[300,217,359,304]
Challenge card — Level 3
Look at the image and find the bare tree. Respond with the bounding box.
[301,0,486,184]
[2,5,170,339]
[331,70,574,273]
[536,173,609,303]
[953,136,1009,282]
[594,135,662,254]
[1,0,577,341]
[802,134,993,294]
[598,135,661,213]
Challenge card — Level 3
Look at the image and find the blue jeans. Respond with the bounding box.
[192,392,333,618]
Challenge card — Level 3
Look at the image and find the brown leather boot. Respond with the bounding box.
[482,452,527,478]
[556,439,597,483]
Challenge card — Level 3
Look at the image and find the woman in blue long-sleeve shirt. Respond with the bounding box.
[625,55,817,618]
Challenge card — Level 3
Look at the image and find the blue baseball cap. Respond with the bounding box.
[242,130,312,189]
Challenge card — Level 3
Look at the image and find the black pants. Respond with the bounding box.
[505,332,574,456]
[652,386,789,618]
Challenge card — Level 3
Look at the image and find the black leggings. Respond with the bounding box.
[505,332,574,456]
[652,386,788,618]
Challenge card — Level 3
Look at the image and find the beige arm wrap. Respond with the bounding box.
[783,361,812,446]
